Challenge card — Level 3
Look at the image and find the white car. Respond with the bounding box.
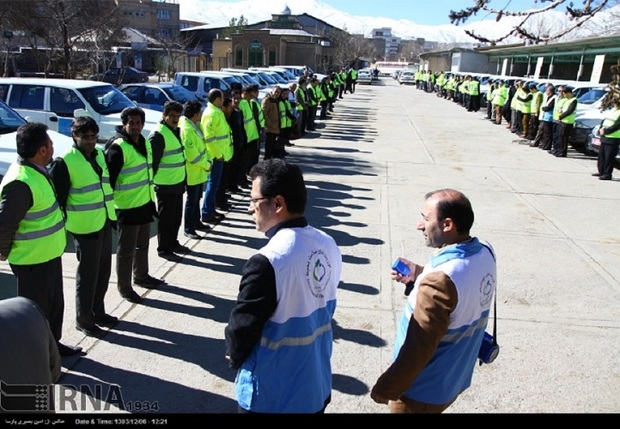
[0,100,73,181]
[398,70,416,85]
[356,69,373,85]
[0,78,161,144]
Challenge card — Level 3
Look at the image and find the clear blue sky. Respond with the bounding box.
[319,0,548,25]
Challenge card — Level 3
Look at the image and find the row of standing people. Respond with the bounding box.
[0,68,355,357]
[0,86,264,355]
[429,75,619,180]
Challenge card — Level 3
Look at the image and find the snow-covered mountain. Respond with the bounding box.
[178,0,619,44]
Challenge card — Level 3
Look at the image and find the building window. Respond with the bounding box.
[235,45,243,67]
[157,9,171,20]
[248,40,263,67]
[268,46,276,66]
[159,28,173,38]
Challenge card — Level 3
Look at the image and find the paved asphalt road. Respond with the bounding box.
[1,76,619,416]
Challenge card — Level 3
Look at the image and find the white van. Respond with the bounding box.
[0,100,73,181]
[0,78,161,144]
[173,72,238,101]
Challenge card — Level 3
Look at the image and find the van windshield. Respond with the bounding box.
[78,85,135,115]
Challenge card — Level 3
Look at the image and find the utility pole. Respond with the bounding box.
[3,31,13,77]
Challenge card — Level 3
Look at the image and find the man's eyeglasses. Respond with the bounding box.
[249,197,270,205]
[78,134,98,140]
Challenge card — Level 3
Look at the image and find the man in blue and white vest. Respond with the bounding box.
[371,188,497,413]
[225,159,342,413]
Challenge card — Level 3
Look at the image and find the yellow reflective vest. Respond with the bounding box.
[179,116,211,187]
[61,146,116,234]
[201,102,233,162]
[152,124,186,186]
[0,163,66,265]
[110,137,156,210]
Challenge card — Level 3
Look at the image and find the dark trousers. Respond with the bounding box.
[264,132,279,160]
[156,191,184,253]
[540,121,553,150]
[11,257,64,341]
[598,140,619,178]
[555,123,573,156]
[73,220,113,327]
[248,135,261,174]
[116,222,151,296]
[298,110,307,135]
[184,183,204,234]
[319,101,328,119]
[238,141,255,184]
[216,160,233,207]
[527,115,540,140]
[275,128,289,157]
[307,105,317,130]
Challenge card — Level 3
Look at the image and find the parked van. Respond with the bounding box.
[0,100,73,181]
[220,68,278,89]
[174,72,237,100]
[0,78,161,144]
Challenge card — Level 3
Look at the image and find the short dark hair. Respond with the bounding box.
[120,106,145,125]
[208,89,223,104]
[71,116,99,136]
[163,100,183,116]
[183,100,202,118]
[425,188,474,235]
[222,97,233,108]
[16,123,49,159]
[249,159,307,215]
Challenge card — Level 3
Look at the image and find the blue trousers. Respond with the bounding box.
[202,160,223,218]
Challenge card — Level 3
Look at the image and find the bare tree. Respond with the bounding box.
[327,28,376,72]
[152,30,196,81]
[2,0,125,78]
[449,0,611,44]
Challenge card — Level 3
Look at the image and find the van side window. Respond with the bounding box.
[9,85,45,110]
[181,76,198,92]
[0,84,8,102]
[203,78,213,93]
[50,87,85,117]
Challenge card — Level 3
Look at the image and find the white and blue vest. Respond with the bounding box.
[395,237,497,405]
[235,225,342,413]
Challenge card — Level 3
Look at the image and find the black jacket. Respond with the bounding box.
[105,126,157,225]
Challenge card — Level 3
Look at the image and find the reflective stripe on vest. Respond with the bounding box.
[112,138,155,210]
[153,124,186,186]
[240,99,259,141]
[602,107,620,138]
[0,163,66,264]
[560,98,577,124]
[62,146,116,234]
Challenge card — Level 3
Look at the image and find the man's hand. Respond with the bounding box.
[370,388,389,405]
[0,255,6,261]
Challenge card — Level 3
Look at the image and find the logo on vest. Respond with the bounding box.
[480,273,495,306]
[305,249,332,298]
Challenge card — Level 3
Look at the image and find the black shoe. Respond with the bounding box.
[173,244,191,253]
[134,275,164,288]
[76,324,105,338]
[158,251,183,262]
[196,223,211,231]
[184,231,203,240]
[227,186,241,194]
[57,342,85,357]
[93,314,118,327]
[285,142,295,146]
[592,172,601,177]
[202,214,224,223]
[216,202,231,211]
[123,291,143,303]
[599,175,612,180]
